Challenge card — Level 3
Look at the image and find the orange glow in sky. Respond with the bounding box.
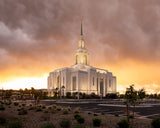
[0,0,160,94]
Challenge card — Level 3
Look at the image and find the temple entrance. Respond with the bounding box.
[100,78,103,96]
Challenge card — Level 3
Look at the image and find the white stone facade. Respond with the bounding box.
[47,22,117,97]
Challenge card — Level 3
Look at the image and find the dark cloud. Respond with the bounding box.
[0,0,160,77]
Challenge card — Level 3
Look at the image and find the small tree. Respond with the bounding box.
[138,88,146,101]
[125,85,138,122]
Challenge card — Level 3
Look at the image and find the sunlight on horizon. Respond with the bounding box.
[0,76,47,90]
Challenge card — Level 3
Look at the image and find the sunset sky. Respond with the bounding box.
[0,0,160,93]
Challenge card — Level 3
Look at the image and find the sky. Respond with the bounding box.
[0,0,160,93]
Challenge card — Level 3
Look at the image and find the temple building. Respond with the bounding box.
[47,21,117,97]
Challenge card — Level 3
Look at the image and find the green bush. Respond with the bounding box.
[66,92,72,98]
[92,118,101,127]
[0,117,6,125]
[151,118,160,128]
[94,113,98,116]
[42,105,46,109]
[74,111,79,114]
[0,105,5,110]
[59,119,71,128]
[63,110,68,114]
[76,116,85,124]
[117,119,129,128]
[41,123,55,128]
[7,119,22,128]
[74,114,81,120]
[14,102,19,106]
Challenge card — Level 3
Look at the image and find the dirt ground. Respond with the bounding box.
[0,101,152,128]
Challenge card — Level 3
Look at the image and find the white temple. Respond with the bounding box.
[47,21,117,97]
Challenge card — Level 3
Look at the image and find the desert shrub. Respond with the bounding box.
[42,105,46,109]
[14,102,19,106]
[94,113,98,116]
[129,115,134,119]
[36,107,42,112]
[74,114,81,120]
[0,117,6,125]
[117,119,129,128]
[7,119,22,128]
[22,104,26,106]
[18,105,21,107]
[73,124,85,128]
[28,107,34,110]
[88,112,91,115]
[151,118,160,128]
[17,108,21,111]
[18,108,27,115]
[106,93,118,99]
[115,113,119,117]
[66,92,72,98]
[75,107,81,111]
[76,116,85,124]
[52,105,57,109]
[29,104,32,107]
[41,123,55,128]
[63,110,68,114]
[48,107,52,110]
[92,118,101,127]
[56,107,62,111]
[59,119,71,128]
[67,107,71,111]
[74,111,79,114]
[0,105,5,110]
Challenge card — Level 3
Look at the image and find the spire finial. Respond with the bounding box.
[81,19,83,36]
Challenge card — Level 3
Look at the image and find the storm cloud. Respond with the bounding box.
[0,0,160,90]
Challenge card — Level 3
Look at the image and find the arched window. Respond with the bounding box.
[57,76,59,87]
[84,55,87,65]
[76,55,78,64]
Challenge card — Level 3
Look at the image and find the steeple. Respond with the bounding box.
[81,19,83,36]
[75,20,89,66]
[79,19,85,48]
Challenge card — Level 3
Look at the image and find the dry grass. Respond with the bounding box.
[0,102,152,128]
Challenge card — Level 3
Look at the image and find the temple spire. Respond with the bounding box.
[81,19,83,36]
[78,19,85,48]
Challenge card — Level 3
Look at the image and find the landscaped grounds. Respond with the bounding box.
[0,100,152,128]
